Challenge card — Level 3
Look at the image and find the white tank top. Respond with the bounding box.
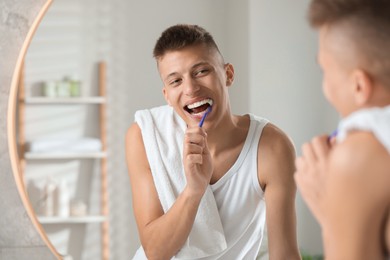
[198,114,269,259]
[133,114,270,259]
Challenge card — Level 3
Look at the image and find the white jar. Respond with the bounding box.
[69,74,81,97]
[70,200,87,216]
[42,178,56,216]
[56,180,70,217]
[43,81,57,97]
[56,80,70,97]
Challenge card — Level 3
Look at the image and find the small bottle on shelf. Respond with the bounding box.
[42,178,57,216]
[42,81,57,97]
[69,74,81,97]
[56,179,70,217]
[70,200,87,217]
[56,78,71,97]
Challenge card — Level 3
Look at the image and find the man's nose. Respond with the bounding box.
[184,78,200,96]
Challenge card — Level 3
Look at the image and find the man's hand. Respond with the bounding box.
[183,126,213,196]
[294,135,333,224]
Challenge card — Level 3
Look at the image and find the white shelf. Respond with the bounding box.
[24,151,107,160]
[19,62,110,257]
[23,96,106,104]
[38,215,107,224]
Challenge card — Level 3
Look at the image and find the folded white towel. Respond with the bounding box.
[336,105,390,153]
[27,138,102,153]
[134,105,227,259]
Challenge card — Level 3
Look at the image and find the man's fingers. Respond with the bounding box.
[185,131,206,146]
[295,157,306,171]
[301,135,331,164]
[301,142,317,162]
[311,135,330,160]
[186,154,203,164]
[185,143,203,155]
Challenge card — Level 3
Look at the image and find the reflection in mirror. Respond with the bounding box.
[10,0,335,259]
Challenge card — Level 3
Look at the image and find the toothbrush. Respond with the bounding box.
[198,106,212,127]
[327,129,338,143]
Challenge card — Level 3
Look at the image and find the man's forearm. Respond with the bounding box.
[140,187,203,259]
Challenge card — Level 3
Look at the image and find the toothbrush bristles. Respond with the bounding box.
[199,106,212,127]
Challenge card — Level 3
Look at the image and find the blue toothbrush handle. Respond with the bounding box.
[199,107,212,127]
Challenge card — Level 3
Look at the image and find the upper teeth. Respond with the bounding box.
[187,99,213,109]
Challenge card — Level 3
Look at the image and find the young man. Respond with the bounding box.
[295,0,390,259]
[126,24,300,259]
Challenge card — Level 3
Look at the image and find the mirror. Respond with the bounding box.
[2,0,338,259]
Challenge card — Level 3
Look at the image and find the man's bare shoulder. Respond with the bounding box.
[328,130,390,202]
[259,123,296,157]
[126,122,148,150]
[257,123,296,185]
[323,131,390,258]
[126,122,141,141]
[331,131,390,179]
[125,122,151,174]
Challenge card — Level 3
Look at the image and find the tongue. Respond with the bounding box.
[192,104,209,114]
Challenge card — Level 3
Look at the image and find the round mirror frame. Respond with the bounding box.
[5,0,61,258]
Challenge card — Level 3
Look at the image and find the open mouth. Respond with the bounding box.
[184,98,213,115]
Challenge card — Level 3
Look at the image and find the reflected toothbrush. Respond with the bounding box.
[198,106,212,127]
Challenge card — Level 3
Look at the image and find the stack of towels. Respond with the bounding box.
[27,138,102,153]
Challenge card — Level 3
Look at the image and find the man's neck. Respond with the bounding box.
[206,114,250,156]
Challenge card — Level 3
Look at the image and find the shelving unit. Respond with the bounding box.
[24,151,107,160]
[38,216,107,224]
[23,96,106,104]
[17,61,110,260]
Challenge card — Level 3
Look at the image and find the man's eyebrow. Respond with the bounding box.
[164,62,211,81]
[191,61,210,69]
[164,72,179,82]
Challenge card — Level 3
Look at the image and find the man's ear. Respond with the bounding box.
[225,63,234,86]
[162,87,172,106]
[352,69,373,106]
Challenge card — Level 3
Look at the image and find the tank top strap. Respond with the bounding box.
[248,114,269,139]
[248,114,269,193]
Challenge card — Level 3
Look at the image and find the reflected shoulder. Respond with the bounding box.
[259,123,296,157]
[126,122,142,145]
[257,123,296,187]
[125,122,150,173]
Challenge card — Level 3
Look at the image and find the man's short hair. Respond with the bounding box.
[153,24,222,61]
[308,0,390,87]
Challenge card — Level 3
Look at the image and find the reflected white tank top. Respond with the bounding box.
[198,114,269,259]
[133,114,269,259]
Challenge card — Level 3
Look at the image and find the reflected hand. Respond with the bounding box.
[183,126,213,197]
